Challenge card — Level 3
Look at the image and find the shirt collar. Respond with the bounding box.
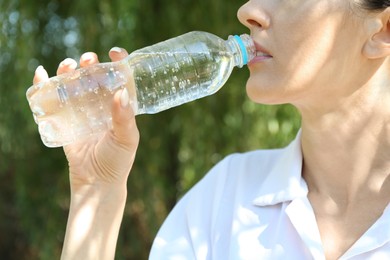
[252,130,308,207]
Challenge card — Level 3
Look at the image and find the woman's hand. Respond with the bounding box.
[34,48,139,195]
[33,47,139,260]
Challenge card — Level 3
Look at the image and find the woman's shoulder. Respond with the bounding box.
[150,143,302,258]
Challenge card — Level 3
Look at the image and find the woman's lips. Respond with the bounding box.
[248,42,272,65]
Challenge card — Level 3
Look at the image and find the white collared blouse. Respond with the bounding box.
[149,132,390,260]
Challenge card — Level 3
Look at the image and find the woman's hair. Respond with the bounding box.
[359,0,390,11]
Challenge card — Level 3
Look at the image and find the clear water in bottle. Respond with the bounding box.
[26,31,255,147]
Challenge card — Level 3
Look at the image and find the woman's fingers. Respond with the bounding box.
[109,47,129,62]
[57,58,78,75]
[33,65,49,84]
[80,52,99,67]
[51,49,118,79]
[56,52,98,76]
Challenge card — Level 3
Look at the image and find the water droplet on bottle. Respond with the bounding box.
[180,81,187,89]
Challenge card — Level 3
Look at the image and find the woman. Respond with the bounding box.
[33,0,390,259]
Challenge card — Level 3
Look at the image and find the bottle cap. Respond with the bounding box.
[233,35,249,65]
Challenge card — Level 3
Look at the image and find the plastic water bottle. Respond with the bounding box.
[26,31,256,147]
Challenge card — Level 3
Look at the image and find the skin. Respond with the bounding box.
[33,0,390,259]
[34,49,139,259]
[238,0,390,259]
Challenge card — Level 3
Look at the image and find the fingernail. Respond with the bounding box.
[81,53,94,63]
[110,47,122,54]
[120,88,129,108]
[62,58,76,67]
[35,65,44,73]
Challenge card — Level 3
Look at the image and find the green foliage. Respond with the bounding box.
[0,0,301,258]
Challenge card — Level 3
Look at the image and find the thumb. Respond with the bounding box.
[91,88,139,183]
[109,47,129,62]
[110,88,139,150]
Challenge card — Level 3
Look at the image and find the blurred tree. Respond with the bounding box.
[0,0,300,259]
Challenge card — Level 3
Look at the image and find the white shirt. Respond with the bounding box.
[149,132,390,260]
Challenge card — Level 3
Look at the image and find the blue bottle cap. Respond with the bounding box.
[233,35,249,65]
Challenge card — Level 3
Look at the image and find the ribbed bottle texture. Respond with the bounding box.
[26,31,255,147]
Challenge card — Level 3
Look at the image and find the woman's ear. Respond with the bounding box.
[363,8,390,59]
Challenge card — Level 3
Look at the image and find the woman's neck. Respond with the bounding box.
[298,62,390,205]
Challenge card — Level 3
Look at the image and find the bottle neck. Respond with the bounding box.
[226,34,256,68]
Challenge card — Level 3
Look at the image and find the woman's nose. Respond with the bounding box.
[237,1,270,30]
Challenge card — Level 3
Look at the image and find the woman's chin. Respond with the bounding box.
[245,83,286,105]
